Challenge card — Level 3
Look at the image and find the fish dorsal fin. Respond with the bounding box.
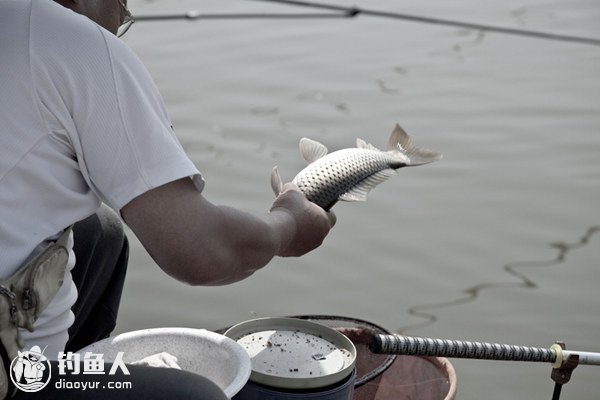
[356,138,380,151]
[299,137,328,164]
[338,169,397,202]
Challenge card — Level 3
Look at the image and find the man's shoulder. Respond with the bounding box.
[30,1,144,89]
[31,1,108,46]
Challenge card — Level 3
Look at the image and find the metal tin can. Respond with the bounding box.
[225,317,357,400]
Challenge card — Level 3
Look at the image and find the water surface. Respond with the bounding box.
[117,1,600,398]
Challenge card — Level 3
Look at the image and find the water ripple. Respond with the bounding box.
[398,225,600,333]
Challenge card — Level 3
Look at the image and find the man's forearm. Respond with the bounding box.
[122,178,331,287]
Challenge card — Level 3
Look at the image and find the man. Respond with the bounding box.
[0,0,334,397]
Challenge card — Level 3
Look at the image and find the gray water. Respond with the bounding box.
[116,0,600,398]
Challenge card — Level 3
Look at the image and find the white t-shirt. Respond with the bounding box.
[0,0,204,356]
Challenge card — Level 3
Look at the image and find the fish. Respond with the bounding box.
[271,124,442,211]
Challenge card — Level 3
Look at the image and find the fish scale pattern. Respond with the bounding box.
[293,149,398,211]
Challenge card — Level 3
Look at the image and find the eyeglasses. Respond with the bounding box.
[117,0,135,37]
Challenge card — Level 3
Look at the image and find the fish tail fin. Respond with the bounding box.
[271,166,283,196]
[388,124,442,166]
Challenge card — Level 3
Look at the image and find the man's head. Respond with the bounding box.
[53,0,133,36]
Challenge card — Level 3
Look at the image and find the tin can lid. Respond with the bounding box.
[224,317,356,389]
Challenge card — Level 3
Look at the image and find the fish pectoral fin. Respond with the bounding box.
[338,169,397,203]
[299,138,328,164]
[339,192,367,202]
[271,166,283,196]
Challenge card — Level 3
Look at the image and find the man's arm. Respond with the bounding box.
[121,178,335,286]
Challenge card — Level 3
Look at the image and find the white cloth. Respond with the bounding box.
[0,0,203,357]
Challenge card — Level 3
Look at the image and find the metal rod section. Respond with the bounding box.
[134,11,352,21]
[370,335,600,366]
[563,350,600,366]
[250,0,600,47]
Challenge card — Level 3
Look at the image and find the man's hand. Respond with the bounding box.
[270,183,336,257]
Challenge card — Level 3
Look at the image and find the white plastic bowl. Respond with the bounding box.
[78,327,251,398]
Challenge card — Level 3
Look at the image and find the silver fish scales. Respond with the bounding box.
[271,124,442,211]
[292,148,403,210]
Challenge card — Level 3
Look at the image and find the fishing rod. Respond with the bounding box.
[134,10,352,21]
[370,334,600,365]
[370,334,600,400]
[252,0,600,47]
[133,0,600,47]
